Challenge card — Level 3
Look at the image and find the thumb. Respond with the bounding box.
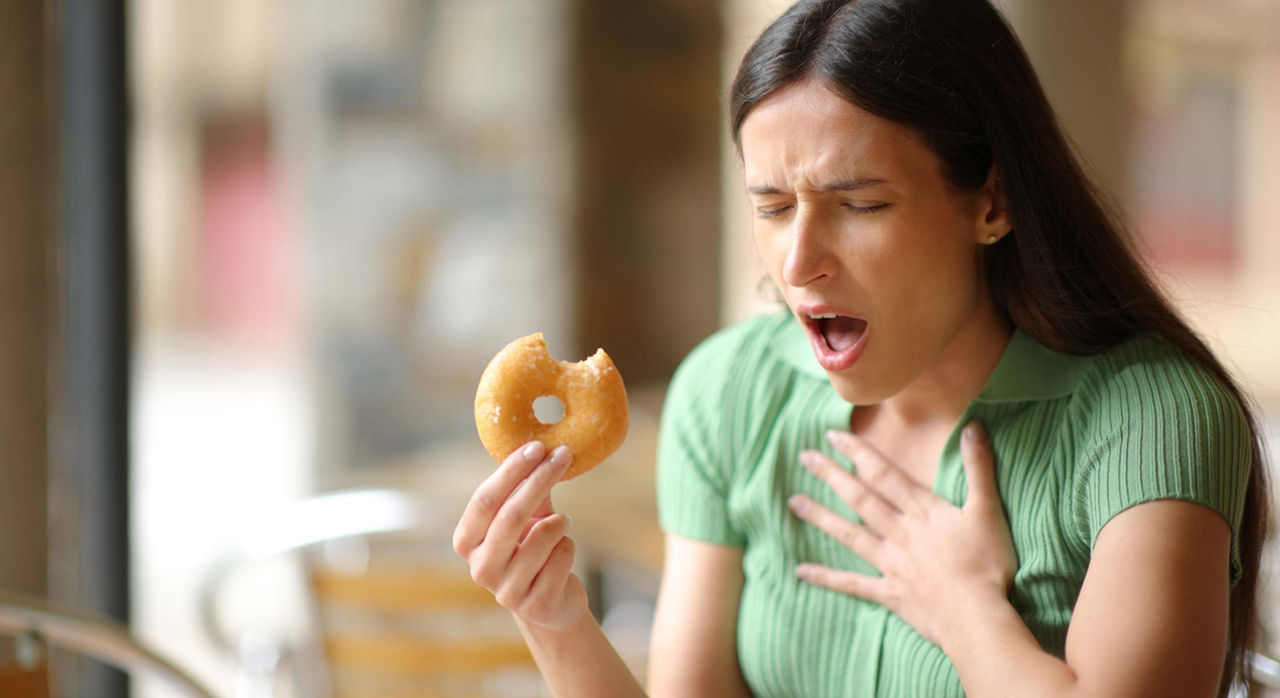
[960,421,999,509]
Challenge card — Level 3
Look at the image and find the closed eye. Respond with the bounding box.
[756,205,793,220]
[844,203,890,215]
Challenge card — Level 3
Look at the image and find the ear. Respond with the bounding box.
[974,164,1013,244]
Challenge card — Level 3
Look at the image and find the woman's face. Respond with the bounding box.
[740,79,1005,405]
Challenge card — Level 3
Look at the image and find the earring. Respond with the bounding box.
[987,235,998,244]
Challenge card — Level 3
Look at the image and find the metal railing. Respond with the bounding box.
[0,592,216,698]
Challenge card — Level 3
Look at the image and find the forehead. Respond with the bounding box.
[739,80,936,188]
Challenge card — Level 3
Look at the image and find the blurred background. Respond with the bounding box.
[2,0,1278,696]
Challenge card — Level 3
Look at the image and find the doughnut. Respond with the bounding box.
[474,332,628,481]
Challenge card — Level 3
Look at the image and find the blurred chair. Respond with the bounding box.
[0,640,47,698]
[199,488,540,698]
[0,591,215,698]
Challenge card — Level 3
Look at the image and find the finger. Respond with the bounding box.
[495,514,571,607]
[960,421,999,510]
[532,494,555,520]
[800,451,902,537]
[524,537,578,621]
[454,441,547,556]
[826,431,935,514]
[520,495,558,542]
[789,494,888,567]
[795,563,888,606]
[484,446,573,557]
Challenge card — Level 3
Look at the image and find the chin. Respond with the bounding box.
[824,370,894,407]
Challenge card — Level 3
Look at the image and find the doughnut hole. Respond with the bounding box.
[474,332,628,480]
[533,395,564,425]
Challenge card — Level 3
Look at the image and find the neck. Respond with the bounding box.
[874,301,1012,430]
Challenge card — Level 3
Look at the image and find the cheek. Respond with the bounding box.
[869,216,982,314]
[752,222,788,275]
[886,207,977,276]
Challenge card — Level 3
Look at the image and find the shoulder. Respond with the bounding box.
[1080,332,1207,386]
[1069,332,1249,437]
[1063,332,1254,577]
[674,311,793,375]
[667,310,797,400]
[659,309,809,474]
[657,312,798,547]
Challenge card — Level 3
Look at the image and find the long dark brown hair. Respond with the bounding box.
[729,0,1270,692]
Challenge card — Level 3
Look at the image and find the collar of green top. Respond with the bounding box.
[769,311,1090,403]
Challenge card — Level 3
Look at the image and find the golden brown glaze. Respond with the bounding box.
[474,333,628,480]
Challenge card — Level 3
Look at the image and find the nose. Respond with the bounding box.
[781,209,835,288]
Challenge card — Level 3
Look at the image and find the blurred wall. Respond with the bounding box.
[1123,0,1280,406]
[998,0,1128,199]
[573,0,722,384]
[0,0,51,599]
[721,0,787,325]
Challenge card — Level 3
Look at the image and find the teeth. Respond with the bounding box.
[808,312,840,319]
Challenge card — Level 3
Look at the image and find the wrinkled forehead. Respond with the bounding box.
[739,80,936,190]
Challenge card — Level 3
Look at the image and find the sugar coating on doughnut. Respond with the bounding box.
[474,333,628,481]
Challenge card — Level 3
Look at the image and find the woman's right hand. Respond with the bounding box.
[452,441,587,631]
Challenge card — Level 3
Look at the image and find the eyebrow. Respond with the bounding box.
[746,178,889,195]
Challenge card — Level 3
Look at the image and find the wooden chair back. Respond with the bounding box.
[307,539,541,698]
[0,662,50,698]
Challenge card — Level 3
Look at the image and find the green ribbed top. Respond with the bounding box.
[656,311,1252,697]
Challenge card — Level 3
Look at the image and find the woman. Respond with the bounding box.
[453,0,1271,695]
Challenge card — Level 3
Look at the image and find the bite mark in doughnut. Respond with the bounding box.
[474,333,628,480]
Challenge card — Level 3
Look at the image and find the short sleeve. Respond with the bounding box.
[1072,337,1254,583]
[655,325,751,548]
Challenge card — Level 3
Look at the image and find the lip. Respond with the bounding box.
[794,303,870,372]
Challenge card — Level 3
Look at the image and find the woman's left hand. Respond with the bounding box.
[789,421,1018,647]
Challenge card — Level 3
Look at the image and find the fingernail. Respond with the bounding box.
[963,422,980,441]
[564,513,574,527]
[827,430,857,449]
[548,445,572,467]
[788,494,808,514]
[795,564,813,580]
[798,451,817,471]
[523,441,545,460]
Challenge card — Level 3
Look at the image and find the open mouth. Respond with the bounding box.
[802,311,870,372]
